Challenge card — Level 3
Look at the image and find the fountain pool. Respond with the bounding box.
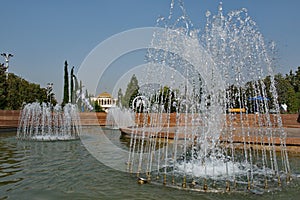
[0,128,300,199]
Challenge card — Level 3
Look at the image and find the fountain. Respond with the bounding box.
[17,102,81,141]
[123,1,291,193]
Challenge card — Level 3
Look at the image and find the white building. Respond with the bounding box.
[91,92,117,112]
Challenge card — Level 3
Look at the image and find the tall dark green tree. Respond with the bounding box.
[70,66,74,103]
[62,60,69,106]
[122,74,139,108]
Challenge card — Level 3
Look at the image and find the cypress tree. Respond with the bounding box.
[70,66,74,103]
[62,60,69,106]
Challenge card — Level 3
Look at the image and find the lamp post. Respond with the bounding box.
[47,83,53,104]
[0,53,13,79]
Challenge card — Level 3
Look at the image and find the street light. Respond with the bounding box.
[47,83,53,104]
[1,53,13,79]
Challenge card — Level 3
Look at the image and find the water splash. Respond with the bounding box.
[17,102,81,141]
[106,107,135,129]
[125,1,291,193]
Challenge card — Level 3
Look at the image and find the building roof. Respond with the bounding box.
[97,92,112,98]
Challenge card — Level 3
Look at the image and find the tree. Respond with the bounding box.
[77,80,83,110]
[286,67,300,93]
[70,66,75,104]
[72,73,79,104]
[284,67,300,112]
[274,74,297,113]
[295,66,300,93]
[0,63,8,109]
[0,72,50,110]
[62,60,69,106]
[93,101,104,112]
[158,86,177,113]
[122,74,139,108]
[117,88,123,107]
[286,67,300,111]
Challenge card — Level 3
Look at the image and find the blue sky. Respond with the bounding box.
[1,0,300,102]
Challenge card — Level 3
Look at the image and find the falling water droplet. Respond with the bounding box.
[218,2,223,12]
[206,10,211,18]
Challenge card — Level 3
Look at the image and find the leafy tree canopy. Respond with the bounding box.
[0,64,57,110]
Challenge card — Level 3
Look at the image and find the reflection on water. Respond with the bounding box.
[0,128,300,200]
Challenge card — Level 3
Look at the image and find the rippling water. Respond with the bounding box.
[0,128,300,200]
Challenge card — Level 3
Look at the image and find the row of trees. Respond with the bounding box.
[116,74,177,112]
[212,67,300,113]
[0,63,56,110]
[1,60,298,113]
[0,60,93,111]
[240,67,300,113]
[210,67,299,114]
[0,60,94,110]
[117,67,300,114]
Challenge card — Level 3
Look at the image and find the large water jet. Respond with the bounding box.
[124,1,291,193]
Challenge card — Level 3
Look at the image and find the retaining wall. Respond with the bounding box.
[0,110,299,128]
[0,110,107,127]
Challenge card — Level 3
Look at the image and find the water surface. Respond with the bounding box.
[0,128,299,200]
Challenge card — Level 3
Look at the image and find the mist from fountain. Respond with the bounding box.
[126,1,291,193]
[106,107,135,129]
[17,102,81,141]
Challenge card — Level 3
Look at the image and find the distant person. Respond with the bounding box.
[297,108,300,123]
